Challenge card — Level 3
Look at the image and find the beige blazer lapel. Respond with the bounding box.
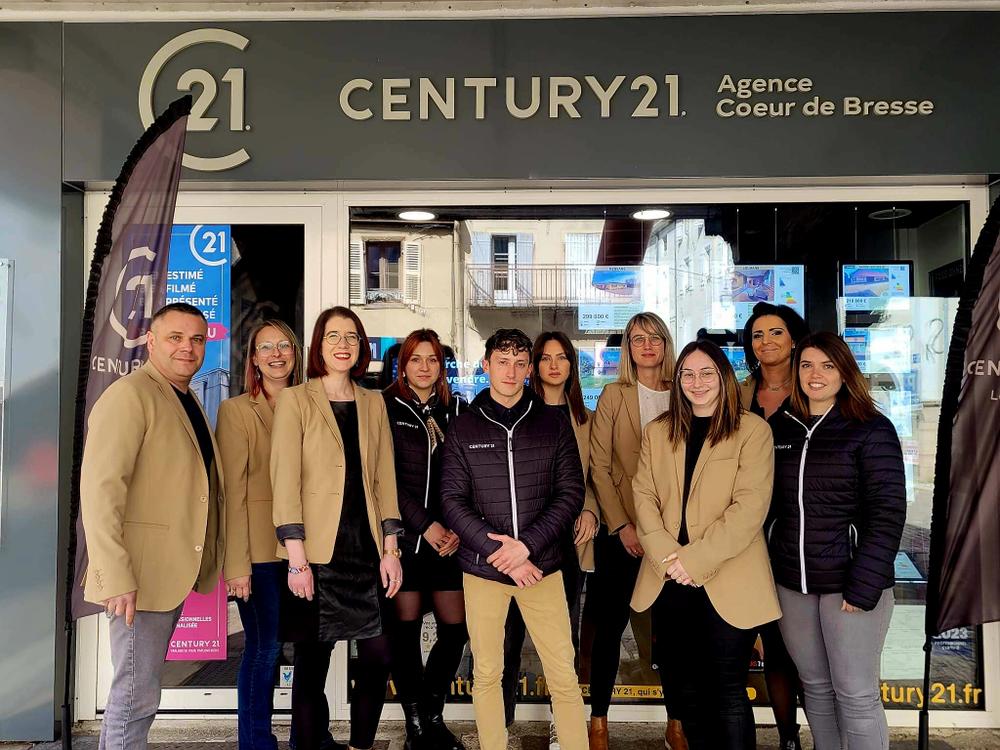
[623,384,641,443]
[686,438,722,525]
[249,393,274,433]
[306,378,345,452]
[142,362,202,457]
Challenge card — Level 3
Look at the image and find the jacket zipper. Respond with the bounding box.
[479,401,533,540]
[396,397,433,554]
[784,405,834,595]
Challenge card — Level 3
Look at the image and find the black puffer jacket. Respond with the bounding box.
[768,403,906,610]
[441,389,584,583]
[383,389,464,554]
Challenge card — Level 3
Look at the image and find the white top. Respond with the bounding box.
[637,381,671,431]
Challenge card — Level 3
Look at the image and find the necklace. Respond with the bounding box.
[765,378,792,392]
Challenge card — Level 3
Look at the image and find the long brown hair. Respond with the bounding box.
[530,331,588,426]
[617,311,676,386]
[244,319,303,398]
[789,332,878,422]
[306,306,371,381]
[659,340,743,448]
[384,328,451,406]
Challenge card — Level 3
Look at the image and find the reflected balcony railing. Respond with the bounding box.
[466,263,639,307]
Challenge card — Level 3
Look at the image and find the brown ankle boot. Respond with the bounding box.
[588,716,609,750]
[665,719,688,750]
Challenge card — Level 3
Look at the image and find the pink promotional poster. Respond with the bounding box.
[166,579,228,661]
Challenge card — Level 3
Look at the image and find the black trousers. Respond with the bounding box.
[501,547,584,726]
[586,526,643,717]
[652,583,758,750]
[291,636,392,750]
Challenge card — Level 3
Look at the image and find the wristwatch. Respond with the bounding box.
[288,564,310,575]
[383,548,402,558]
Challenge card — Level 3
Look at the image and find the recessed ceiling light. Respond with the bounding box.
[398,210,436,221]
[631,209,671,221]
[868,208,912,221]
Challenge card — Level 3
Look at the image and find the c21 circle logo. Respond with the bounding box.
[138,29,251,172]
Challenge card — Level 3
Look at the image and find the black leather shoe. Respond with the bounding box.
[402,701,429,750]
[421,692,465,750]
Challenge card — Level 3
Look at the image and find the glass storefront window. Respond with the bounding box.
[347,200,980,711]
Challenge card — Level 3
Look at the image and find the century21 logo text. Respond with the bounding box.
[138,29,251,172]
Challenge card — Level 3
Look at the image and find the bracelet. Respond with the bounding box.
[383,548,401,559]
[288,564,310,575]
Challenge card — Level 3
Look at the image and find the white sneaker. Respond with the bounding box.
[548,720,560,750]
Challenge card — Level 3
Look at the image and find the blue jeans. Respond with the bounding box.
[236,561,284,750]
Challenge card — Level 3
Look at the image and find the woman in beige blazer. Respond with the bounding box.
[501,331,600,732]
[631,340,778,750]
[216,319,302,750]
[271,306,403,750]
[586,312,687,750]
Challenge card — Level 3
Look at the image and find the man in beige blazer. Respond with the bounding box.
[81,302,231,750]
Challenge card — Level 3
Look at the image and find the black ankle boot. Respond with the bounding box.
[401,701,428,750]
[420,691,465,750]
[779,725,802,750]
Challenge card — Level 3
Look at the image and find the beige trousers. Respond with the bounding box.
[464,571,588,750]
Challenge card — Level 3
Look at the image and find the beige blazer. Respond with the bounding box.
[216,392,280,577]
[739,376,756,411]
[572,408,600,571]
[589,383,643,533]
[629,413,781,630]
[270,379,401,563]
[81,362,227,612]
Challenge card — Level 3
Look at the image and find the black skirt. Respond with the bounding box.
[399,539,463,593]
[279,400,386,643]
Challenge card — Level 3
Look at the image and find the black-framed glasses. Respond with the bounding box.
[629,334,665,347]
[323,331,361,347]
[255,340,294,354]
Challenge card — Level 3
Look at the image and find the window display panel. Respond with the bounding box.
[838,296,983,710]
[346,200,977,712]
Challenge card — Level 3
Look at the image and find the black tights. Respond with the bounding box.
[760,620,805,741]
[390,590,468,704]
[587,527,643,718]
[292,636,392,750]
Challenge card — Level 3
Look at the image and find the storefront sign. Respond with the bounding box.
[62,13,1000,181]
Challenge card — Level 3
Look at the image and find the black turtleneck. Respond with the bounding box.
[680,416,712,545]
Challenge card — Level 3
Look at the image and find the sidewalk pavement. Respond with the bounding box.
[9,720,1000,750]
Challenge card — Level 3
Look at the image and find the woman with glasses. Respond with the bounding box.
[271,306,404,750]
[587,312,687,750]
[739,302,810,750]
[217,319,303,750]
[768,333,905,750]
[383,329,468,750]
[631,340,779,750]
[502,331,600,748]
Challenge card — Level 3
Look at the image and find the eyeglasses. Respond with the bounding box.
[255,340,294,354]
[323,331,361,347]
[679,369,719,385]
[629,334,665,347]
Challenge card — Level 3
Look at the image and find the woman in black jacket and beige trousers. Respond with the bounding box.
[768,333,906,750]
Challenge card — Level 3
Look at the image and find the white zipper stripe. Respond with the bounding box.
[395,397,432,554]
[479,401,533,540]
[784,404,835,595]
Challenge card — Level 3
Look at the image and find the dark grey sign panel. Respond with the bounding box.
[63,13,1000,181]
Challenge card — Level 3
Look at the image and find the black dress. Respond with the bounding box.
[279,401,386,643]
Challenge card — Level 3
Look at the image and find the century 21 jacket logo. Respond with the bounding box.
[139,29,250,172]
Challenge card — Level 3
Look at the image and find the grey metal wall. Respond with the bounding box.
[0,22,65,742]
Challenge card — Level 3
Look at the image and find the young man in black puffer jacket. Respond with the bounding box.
[441,329,587,750]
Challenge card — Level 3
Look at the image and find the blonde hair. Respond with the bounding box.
[617,312,676,386]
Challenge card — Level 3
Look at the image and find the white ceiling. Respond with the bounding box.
[1,0,997,20]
